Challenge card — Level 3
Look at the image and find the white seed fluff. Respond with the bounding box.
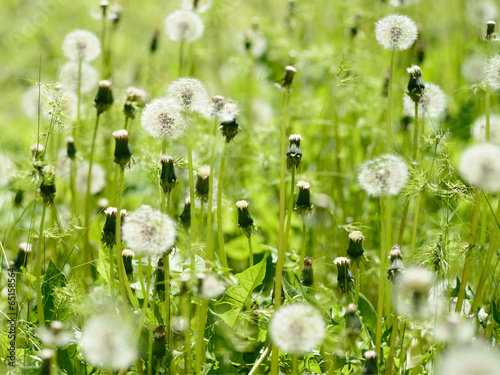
[485,55,500,91]
[459,143,500,192]
[166,78,209,115]
[76,162,106,196]
[59,62,98,94]
[439,343,500,375]
[460,53,486,84]
[403,82,447,119]
[164,10,204,43]
[141,98,186,139]
[269,303,325,355]
[358,154,409,197]
[80,313,137,371]
[122,205,176,257]
[62,30,101,62]
[200,274,226,299]
[472,114,500,143]
[375,14,418,51]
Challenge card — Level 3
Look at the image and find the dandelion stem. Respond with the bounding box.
[135,256,152,346]
[183,290,192,374]
[385,313,399,375]
[35,203,47,328]
[109,243,115,302]
[297,220,307,281]
[69,159,77,222]
[354,263,360,305]
[248,236,254,267]
[284,166,296,252]
[291,355,298,375]
[83,114,101,292]
[165,253,172,349]
[195,299,208,375]
[375,197,387,354]
[217,143,229,273]
[270,86,290,375]
[179,41,185,77]
[248,344,270,375]
[387,50,395,153]
[206,117,218,263]
[187,140,197,269]
[455,189,481,313]
[410,194,423,263]
[75,58,82,139]
[412,101,419,160]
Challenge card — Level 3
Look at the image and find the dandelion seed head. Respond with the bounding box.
[472,114,500,143]
[126,87,146,103]
[403,82,447,119]
[141,98,186,139]
[395,267,434,318]
[375,14,418,51]
[76,162,106,196]
[434,313,474,345]
[62,30,101,62]
[467,0,499,24]
[358,154,408,197]
[439,342,500,375]
[122,205,176,257]
[459,143,500,192]
[485,55,500,90]
[166,78,209,115]
[217,101,239,123]
[164,10,204,42]
[461,53,486,84]
[80,313,138,370]
[199,274,226,299]
[59,62,98,94]
[236,28,267,59]
[269,303,325,355]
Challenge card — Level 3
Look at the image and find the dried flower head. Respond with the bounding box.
[406,65,425,103]
[286,134,302,169]
[434,313,474,346]
[101,207,126,248]
[295,180,313,214]
[122,205,176,257]
[403,82,447,119]
[347,231,365,261]
[238,27,267,59]
[160,155,178,194]
[269,303,325,355]
[166,78,209,115]
[112,129,133,168]
[39,321,74,348]
[334,257,355,294]
[345,304,362,338]
[375,14,418,51]
[459,143,500,192]
[236,200,255,237]
[13,242,32,270]
[279,65,297,89]
[486,20,497,40]
[485,55,500,91]
[62,30,101,62]
[124,87,146,120]
[302,257,314,287]
[39,165,56,205]
[358,154,408,197]
[59,62,98,94]
[472,114,500,143]
[195,166,210,199]
[388,244,404,282]
[95,80,114,115]
[164,10,204,42]
[122,249,134,277]
[179,197,191,229]
[141,98,186,139]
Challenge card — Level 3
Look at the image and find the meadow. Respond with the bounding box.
[1,0,500,374]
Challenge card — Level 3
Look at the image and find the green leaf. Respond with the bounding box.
[492,300,500,325]
[358,292,377,341]
[282,276,300,299]
[96,246,111,288]
[218,254,267,328]
[58,344,89,375]
[41,260,67,322]
[295,275,329,320]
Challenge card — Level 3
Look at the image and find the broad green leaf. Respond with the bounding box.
[41,260,67,322]
[96,246,110,288]
[282,276,300,299]
[358,292,377,341]
[218,254,267,328]
[58,344,89,375]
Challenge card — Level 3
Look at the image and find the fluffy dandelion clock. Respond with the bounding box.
[485,55,500,91]
[403,82,447,119]
[59,62,98,94]
[164,10,204,43]
[80,313,137,370]
[472,114,500,143]
[375,14,418,51]
[460,53,485,84]
[62,30,101,62]
[358,154,409,197]
[459,143,500,192]
[166,78,209,115]
[395,267,434,319]
[141,98,186,139]
[269,303,325,355]
[122,205,176,257]
[439,342,500,375]
[76,162,106,195]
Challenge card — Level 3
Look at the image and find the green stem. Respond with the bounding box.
[35,204,47,328]
[109,243,115,302]
[297,221,307,280]
[187,141,197,275]
[387,50,395,153]
[412,101,419,160]
[410,194,422,264]
[375,198,387,354]
[183,291,192,374]
[75,58,82,139]
[69,159,77,221]
[206,117,218,263]
[270,87,290,375]
[165,253,172,349]
[101,11,107,76]
[486,38,491,142]
[217,144,229,273]
[385,314,399,375]
[248,236,254,267]
[354,263,360,306]
[134,257,152,345]
[455,190,481,313]
[179,41,185,77]
[248,344,270,375]
[83,114,101,292]
[195,299,208,375]
[199,201,205,240]
[283,167,296,252]
[292,355,298,375]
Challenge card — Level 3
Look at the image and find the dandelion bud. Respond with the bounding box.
[486,20,496,40]
[109,5,122,26]
[295,181,313,215]
[179,197,191,229]
[123,87,145,120]
[94,80,113,115]
[13,242,32,270]
[101,207,123,248]
[112,130,133,168]
[14,189,23,207]
[40,348,55,375]
[236,200,255,238]
[152,324,167,358]
[286,134,302,169]
[406,65,425,103]
[403,82,447,120]
[195,167,210,199]
[66,136,76,159]
[361,350,378,375]
[388,244,404,282]
[220,117,240,143]
[31,143,45,161]
[122,249,134,278]
[150,29,160,54]
[347,231,365,262]
[39,165,56,205]
[334,257,354,294]
[155,257,165,297]
[345,304,362,337]
[160,156,178,194]
[180,274,191,294]
[302,257,314,287]
[281,65,297,89]
[100,0,109,17]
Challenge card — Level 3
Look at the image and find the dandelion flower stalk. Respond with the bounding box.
[35,203,47,328]
[216,144,229,271]
[206,114,219,262]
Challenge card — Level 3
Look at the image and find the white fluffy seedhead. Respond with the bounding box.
[166,78,209,115]
[141,98,186,139]
[358,154,409,197]
[164,10,204,42]
[375,14,418,51]
[62,30,101,62]
[403,82,447,119]
[59,62,98,94]
[472,114,500,143]
[485,55,500,91]
[459,143,500,192]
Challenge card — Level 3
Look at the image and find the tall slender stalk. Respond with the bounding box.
[297,221,307,280]
[284,167,296,251]
[75,58,82,139]
[248,236,254,267]
[134,257,152,345]
[217,144,229,272]
[183,290,192,374]
[206,117,218,263]
[35,204,47,328]
[179,41,185,77]
[375,198,387,353]
[385,313,399,375]
[386,50,395,153]
[291,355,298,375]
[187,141,197,246]
[354,264,360,305]
[195,299,208,375]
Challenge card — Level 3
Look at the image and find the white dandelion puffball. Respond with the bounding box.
[485,55,500,91]
[200,274,226,299]
[439,343,500,375]
[166,78,209,115]
[164,10,204,42]
[460,53,485,84]
[59,62,98,94]
[358,154,409,197]
[375,14,418,51]
[403,83,447,119]
[80,313,137,370]
[269,303,325,355]
[216,100,239,123]
[472,114,500,143]
[459,143,500,192]
[181,0,213,13]
[466,0,499,24]
[22,85,48,118]
[122,205,176,257]
[76,162,106,196]
[141,98,186,139]
[62,30,101,62]
[395,267,434,318]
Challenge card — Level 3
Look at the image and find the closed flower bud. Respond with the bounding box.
[345,303,362,337]
[361,350,378,375]
[486,20,496,40]
[281,65,297,89]
[347,231,365,262]
[220,117,240,143]
[406,65,425,103]
[13,242,32,270]
[236,200,255,237]
[295,181,313,215]
[179,197,191,229]
[388,244,404,282]
[122,249,134,278]
[94,80,113,115]
[302,257,314,287]
[150,29,160,54]
[155,257,165,298]
[286,134,302,169]
[14,189,23,207]
[66,136,76,159]
[101,207,127,248]
[160,156,178,194]
[123,87,145,120]
[152,324,166,358]
[112,130,133,168]
[39,165,56,205]
[334,257,355,294]
[195,167,210,199]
